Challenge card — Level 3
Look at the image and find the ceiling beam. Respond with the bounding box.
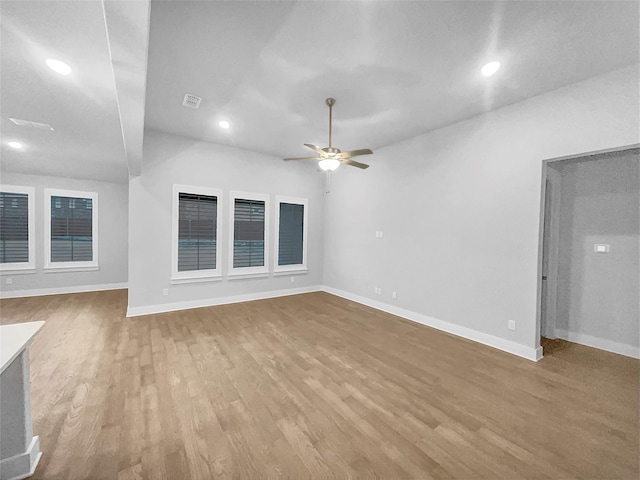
[102,0,151,178]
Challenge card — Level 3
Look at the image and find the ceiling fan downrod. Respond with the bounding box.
[326,98,335,148]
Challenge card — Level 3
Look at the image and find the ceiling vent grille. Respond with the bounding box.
[9,118,55,130]
[182,94,202,109]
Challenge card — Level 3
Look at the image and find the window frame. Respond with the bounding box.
[44,188,98,271]
[228,191,270,278]
[274,196,308,275]
[0,185,36,272]
[171,184,222,284]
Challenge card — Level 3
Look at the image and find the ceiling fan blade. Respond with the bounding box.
[338,148,373,159]
[341,158,369,169]
[283,156,321,161]
[304,144,326,156]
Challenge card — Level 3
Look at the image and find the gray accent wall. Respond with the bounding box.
[556,151,639,349]
[127,130,324,311]
[323,65,639,351]
[0,172,128,294]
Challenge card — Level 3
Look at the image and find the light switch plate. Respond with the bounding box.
[594,244,610,253]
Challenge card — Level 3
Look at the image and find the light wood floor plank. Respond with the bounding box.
[1,290,638,479]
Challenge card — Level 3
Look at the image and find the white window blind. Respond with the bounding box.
[233,198,265,268]
[178,193,217,271]
[278,202,304,266]
[0,191,29,264]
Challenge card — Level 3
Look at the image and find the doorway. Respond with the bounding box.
[537,144,640,358]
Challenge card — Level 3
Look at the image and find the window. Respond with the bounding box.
[45,188,98,270]
[171,185,222,283]
[229,191,269,277]
[274,196,308,274]
[0,185,35,271]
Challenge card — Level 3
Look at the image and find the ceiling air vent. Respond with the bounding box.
[182,94,202,109]
[9,118,55,130]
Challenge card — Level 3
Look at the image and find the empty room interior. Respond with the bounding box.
[1,1,639,479]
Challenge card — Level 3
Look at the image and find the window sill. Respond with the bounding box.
[228,272,270,280]
[0,267,36,275]
[44,265,99,273]
[273,268,307,276]
[171,275,222,285]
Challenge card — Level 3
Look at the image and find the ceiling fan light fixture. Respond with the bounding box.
[318,159,340,171]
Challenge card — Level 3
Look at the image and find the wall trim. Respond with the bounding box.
[127,284,542,361]
[321,286,543,362]
[0,282,128,299]
[126,285,322,317]
[10,279,544,362]
[555,328,640,359]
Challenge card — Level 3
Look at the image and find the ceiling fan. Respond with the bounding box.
[283,98,373,171]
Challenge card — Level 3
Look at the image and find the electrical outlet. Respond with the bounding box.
[6,277,13,285]
[162,288,169,296]
[508,320,516,331]
[374,287,382,295]
[391,291,397,299]
[290,276,295,283]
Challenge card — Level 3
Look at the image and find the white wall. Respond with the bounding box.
[127,130,324,314]
[323,65,639,354]
[556,151,639,355]
[0,172,128,296]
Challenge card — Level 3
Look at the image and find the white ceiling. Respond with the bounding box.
[1,1,639,182]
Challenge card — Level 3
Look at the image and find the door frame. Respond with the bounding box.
[535,143,640,353]
[540,165,561,339]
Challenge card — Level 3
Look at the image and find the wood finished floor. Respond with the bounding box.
[1,290,638,479]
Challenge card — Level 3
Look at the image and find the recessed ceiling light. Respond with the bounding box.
[46,58,71,75]
[218,120,230,129]
[481,61,500,77]
[8,141,23,149]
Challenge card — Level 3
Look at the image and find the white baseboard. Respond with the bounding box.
[126,285,322,317]
[0,435,41,480]
[0,282,128,299]
[127,284,542,361]
[321,286,543,362]
[555,328,640,359]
